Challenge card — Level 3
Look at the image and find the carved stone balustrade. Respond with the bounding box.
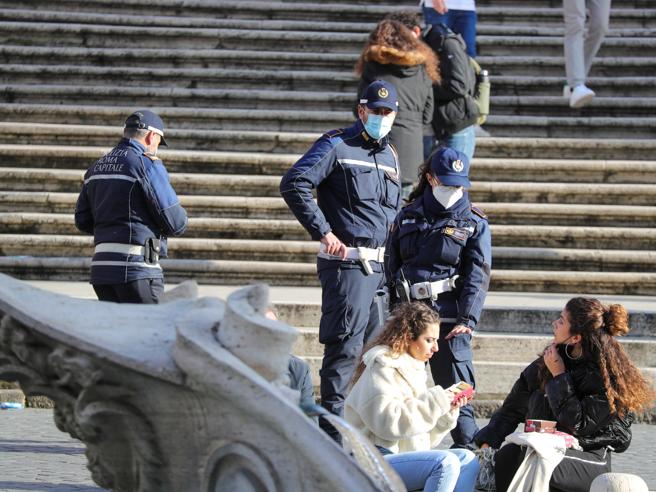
[0,274,402,492]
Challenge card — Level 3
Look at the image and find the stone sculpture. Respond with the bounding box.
[0,274,403,492]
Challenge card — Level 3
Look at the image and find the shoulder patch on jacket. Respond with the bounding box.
[323,129,344,139]
[471,204,488,219]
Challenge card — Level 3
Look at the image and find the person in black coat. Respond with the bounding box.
[355,19,440,196]
[387,12,479,162]
[474,297,655,492]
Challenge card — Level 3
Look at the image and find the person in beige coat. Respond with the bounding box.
[345,302,479,492]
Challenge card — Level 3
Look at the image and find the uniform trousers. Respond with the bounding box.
[317,258,385,439]
[429,323,478,448]
[93,277,164,304]
[563,0,611,87]
[495,443,611,492]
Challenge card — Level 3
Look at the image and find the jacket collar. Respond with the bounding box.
[122,137,148,153]
[363,345,428,393]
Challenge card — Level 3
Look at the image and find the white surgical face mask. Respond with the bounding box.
[363,112,395,140]
[432,184,463,209]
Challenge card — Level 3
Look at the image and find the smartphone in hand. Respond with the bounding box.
[447,382,474,403]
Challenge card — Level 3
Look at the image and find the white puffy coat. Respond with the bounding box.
[345,345,458,454]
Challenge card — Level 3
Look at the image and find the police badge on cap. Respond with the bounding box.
[359,80,399,111]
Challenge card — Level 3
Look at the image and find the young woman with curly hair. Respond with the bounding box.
[475,297,655,492]
[355,19,440,197]
[345,302,479,492]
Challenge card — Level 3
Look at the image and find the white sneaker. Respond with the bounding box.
[569,84,595,108]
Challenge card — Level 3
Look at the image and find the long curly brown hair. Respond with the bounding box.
[539,297,655,416]
[354,19,440,84]
[351,302,440,386]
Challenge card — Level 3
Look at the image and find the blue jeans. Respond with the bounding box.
[423,125,476,163]
[422,7,478,58]
[385,448,479,492]
[443,125,476,162]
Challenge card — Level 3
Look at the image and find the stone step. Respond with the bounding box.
[0,122,324,153]
[1,103,654,138]
[4,198,655,230]
[493,76,656,98]
[1,21,655,57]
[1,64,651,99]
[292,330,656,367]
[1,2,651,28]
[3,151,656,184]
[480,55,656,78]
[0,234,654,270]
[1,256,656,294]
[0,8,653,36]
[271,294,656,337]
[0,123,654,160]
[0,64,359,92]
[490,96,656,118]
[0,85,355,112]
[1,81,654,120]
[4,182,656,214]
[3,192,656,238]
[0,86,656,122]
[0,103,350,133]
[0,45,652,77]
[2,210,656,251]
[484,115,656,139]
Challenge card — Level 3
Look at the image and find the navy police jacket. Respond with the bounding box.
[385,187,491,328]
[75,138,188,284]
[280,120,401,249]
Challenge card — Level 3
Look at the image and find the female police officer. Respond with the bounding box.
[385,146,491,448]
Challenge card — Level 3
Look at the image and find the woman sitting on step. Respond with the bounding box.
[475,297,655,492]
[345,302,479,492]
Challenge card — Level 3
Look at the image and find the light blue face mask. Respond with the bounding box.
[363,113,394,140]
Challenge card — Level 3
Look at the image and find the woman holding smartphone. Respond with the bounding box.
[345,302,479,492]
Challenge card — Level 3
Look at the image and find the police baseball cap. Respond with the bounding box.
[124,109,168,146]
[430,147,471,188]
[359,80,399,111]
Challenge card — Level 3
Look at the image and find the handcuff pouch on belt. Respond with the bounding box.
[144,237,161,265]
[393,278,411,303]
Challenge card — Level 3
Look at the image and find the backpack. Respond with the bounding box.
[424,23,490,126]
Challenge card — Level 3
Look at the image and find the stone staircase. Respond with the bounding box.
[0,0,655,405]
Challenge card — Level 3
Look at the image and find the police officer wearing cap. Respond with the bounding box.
[75,109,188,303]
[280,80,402,440]
[386,146,491,448]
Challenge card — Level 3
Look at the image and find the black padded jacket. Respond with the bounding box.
[423,24,479,139]
[474,351,633,453]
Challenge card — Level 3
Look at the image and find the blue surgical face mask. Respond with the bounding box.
[363,113,394,140]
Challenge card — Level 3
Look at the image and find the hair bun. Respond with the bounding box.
[605,304,630,337]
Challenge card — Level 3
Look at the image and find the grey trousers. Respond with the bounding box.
[563,0,611,87]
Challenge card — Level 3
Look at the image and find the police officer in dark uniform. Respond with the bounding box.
[385,146,491,448]
[280,80,402,440]
[75,109,188,304]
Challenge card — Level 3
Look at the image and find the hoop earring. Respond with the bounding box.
[565,342,582,360]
